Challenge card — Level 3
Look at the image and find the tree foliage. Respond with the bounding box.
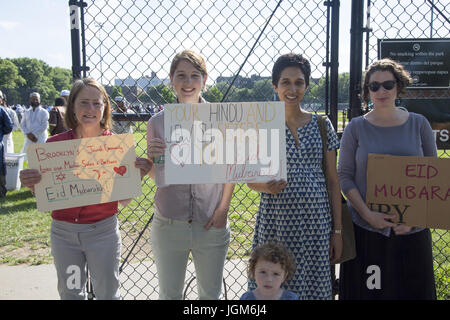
[138,83,175,105]
[134,74,350,107]
[0,57,72,105]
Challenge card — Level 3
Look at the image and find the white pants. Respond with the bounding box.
[2,134,13,154]
[150,213,230,300]
[50,215,121,300]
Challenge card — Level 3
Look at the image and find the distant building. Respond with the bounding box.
[114,72,169,90]
[104,85,142,106]
[216,74,271,88]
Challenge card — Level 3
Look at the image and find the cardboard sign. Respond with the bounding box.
[26,134,141,212]
[366,154,450,230]
[161,102,287,184]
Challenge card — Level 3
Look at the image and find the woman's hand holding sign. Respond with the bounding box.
[19,169,42,193]
[247,179,287,195]
[135,157,153,180]
[148,138,166,159]
[363,209,397,230]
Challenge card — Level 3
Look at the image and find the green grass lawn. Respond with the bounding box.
[1,125,449,299]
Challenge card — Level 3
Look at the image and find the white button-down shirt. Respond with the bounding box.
[20,105,49,152]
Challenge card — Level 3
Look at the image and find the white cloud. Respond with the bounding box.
[0,21,19,30]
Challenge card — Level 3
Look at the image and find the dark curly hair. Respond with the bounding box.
[272,53,311,88]
[362,58,412,107]
[248,242,296,283]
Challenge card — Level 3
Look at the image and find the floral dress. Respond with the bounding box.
[249,114,340,300]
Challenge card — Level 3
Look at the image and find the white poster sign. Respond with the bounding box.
[162,102,287,184]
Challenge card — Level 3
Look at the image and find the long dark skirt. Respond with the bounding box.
[339,224,436,300]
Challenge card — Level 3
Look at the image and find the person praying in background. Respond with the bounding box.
[20,92,49,156]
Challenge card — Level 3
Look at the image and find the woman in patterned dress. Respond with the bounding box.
[247,53,342,299]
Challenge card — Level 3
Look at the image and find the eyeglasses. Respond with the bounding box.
[368,80,396,92]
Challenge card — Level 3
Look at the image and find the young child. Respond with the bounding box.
[241,242,299,300]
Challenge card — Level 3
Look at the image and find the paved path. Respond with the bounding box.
[0,264,58,300]
[0,260,249,300]
[0,260,339,300]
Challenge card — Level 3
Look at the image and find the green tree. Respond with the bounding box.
[228,87,252,102]
[252,79,274,101]
[303,73,350,105]
[0,59,25,88]
[140,84,174,105]
[12,57,45,89]
[338,72,350,103]
[160,85,175,103]
[307,78,325,103]
[51,67,72,93]
[203,85,223,102]
[8,58,71,104]
[110,86,123,101]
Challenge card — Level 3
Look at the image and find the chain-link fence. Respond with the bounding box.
[363,0,449,300]
[70,0,449,300]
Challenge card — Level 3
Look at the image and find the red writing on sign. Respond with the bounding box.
[374,184,450,201]
[35,147,76,162]
[405,164,438,179]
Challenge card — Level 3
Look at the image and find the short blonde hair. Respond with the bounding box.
[169,50,208,78]
[65,78,112,130]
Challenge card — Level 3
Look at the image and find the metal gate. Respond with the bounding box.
[347,0,450,300]
[69,0,449,300]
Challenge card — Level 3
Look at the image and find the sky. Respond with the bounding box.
[0,0,72,69]
[0,0,352,81]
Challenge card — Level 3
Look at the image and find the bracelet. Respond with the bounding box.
[333,229,342,234]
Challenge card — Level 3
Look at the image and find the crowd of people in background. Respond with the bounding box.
[0,88,142,155]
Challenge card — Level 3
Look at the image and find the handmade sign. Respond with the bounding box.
[161,102,287,184]
[366,154,450,230]
[26,134,141,212]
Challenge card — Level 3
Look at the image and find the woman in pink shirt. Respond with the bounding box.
[20,78,152,299]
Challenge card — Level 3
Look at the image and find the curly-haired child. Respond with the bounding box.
[240,242,299,300]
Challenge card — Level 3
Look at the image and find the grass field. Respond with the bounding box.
[1,122,449,299]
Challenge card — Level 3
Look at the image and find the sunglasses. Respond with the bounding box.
[368,80,396,92]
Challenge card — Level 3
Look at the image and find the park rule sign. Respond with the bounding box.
[379,38,449,88]
[366,154,450,230]
[26,134,142,212]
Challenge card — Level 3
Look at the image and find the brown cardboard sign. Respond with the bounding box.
[26,134,141,212]
[366,154,450,230]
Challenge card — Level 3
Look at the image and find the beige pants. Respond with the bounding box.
[150,213,230,300]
